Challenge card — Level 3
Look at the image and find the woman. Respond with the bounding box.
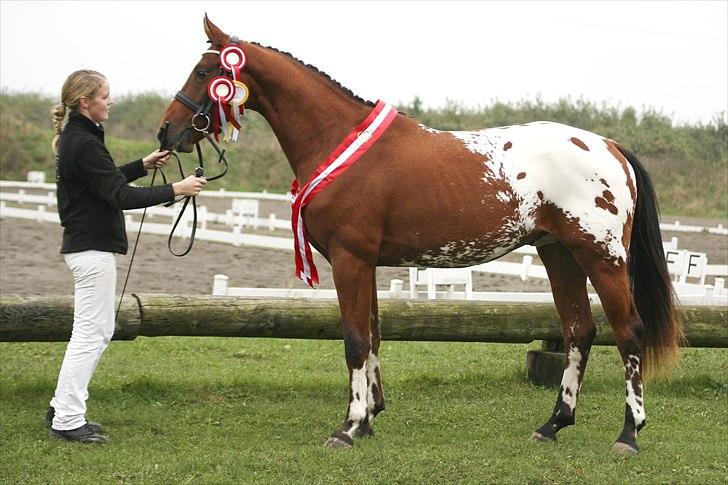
[46,69,205,443]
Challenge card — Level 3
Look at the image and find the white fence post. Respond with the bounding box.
[199,205,208,231]
[212,274,229,296]
[409,268,419,299]
[27,171,46,183]
[232,226,242,246]
[389,279,403,298]
[520,255,533,281]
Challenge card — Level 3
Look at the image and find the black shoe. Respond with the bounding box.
[50,423,109,443]
[44,406,104,434]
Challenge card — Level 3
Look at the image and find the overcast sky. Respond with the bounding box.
[1,1,726,124]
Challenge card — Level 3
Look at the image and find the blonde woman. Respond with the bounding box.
[46,70,206,443]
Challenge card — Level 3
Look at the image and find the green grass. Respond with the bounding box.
[1,338,726,483]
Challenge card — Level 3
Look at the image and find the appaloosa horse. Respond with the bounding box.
[158,16,682,454]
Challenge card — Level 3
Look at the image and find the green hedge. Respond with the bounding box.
[1,90,725,217]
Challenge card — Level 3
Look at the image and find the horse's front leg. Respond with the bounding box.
[324,248,375,449]
[354,274,385,439]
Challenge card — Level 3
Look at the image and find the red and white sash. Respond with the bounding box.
[290,100,398,286]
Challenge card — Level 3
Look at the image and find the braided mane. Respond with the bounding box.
[252,42,375,108]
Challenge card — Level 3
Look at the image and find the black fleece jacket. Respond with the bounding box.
[55,111,175,254]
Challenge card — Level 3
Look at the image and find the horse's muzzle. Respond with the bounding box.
[156,124,168,148]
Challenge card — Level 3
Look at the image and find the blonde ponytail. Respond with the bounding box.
[51,69,107,154]
[50,102,67,153]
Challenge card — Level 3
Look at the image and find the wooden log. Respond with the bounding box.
[0,294,140,342]
[0,294,726,347]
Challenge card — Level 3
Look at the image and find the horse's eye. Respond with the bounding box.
[195,70,209,79]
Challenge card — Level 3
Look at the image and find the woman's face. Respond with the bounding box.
[84,81,112,123]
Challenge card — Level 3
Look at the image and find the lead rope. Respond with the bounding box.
[114,122,170,322]
[115,124,230,321]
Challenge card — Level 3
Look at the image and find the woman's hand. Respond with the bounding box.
[172,175,208,196]
[142,149,171,170]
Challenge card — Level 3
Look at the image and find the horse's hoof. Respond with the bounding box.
[353,423,374,439]
[612,441,639,455]
[531,431,556,443]
[324,432,353,449]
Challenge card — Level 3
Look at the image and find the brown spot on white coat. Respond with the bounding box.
[570,137,589,151]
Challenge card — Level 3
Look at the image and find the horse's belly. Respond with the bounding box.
[389,241,520,268]
[379,220,533,268]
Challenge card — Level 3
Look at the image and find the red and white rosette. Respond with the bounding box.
[220,44,246,82]
[208,76,235,142]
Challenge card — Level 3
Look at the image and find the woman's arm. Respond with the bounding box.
[77,141,174,209]
[119,159,147,182]
[119,150,171,183]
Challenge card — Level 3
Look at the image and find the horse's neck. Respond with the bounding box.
[246,45,371,184]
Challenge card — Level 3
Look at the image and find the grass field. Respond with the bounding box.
[1,337,726,484]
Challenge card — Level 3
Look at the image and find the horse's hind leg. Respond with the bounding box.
[543,240,647,454]
[324,248,376,449]
[355,274,385,439]
[585,263,646,454]
[532,242,597,442]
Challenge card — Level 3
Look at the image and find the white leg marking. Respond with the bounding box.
[625,355,646,429]
[347,365,368,435]
[560,344,583,410]
[366,352,380,419]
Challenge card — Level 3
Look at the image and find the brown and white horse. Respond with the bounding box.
[159,16,682,454]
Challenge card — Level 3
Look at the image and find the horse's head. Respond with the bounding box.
[158,15,254,152]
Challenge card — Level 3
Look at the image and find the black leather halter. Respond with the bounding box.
[173,90,215,133]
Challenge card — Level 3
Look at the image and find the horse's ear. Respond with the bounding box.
[203,14,230,47]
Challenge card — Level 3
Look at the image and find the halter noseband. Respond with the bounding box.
[173,49,223,134]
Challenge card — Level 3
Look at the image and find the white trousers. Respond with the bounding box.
[50,250,116,430]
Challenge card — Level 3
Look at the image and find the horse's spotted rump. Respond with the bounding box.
[449,122,635,264]
[570,137,589,151]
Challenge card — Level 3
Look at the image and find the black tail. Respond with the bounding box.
[620,145,684,375]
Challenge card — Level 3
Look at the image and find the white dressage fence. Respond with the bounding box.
[211,273,727,306]
[2,178,727,236]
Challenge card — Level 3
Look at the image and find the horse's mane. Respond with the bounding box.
[251,42,376,108]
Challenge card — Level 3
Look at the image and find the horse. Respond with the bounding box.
[158,15,682,454]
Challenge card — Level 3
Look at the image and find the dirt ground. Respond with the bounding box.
[1,196,726,296]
